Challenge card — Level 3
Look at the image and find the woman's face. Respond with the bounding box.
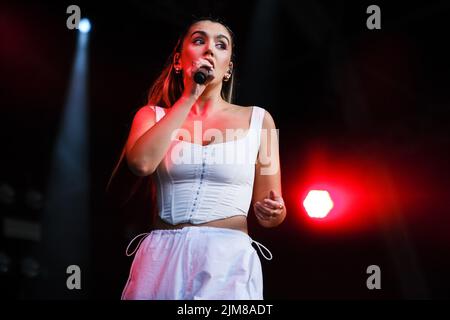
[178,20,233,85]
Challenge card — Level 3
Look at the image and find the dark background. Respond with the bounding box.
[1,0,449,299]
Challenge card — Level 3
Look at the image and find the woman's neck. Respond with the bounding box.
[190,84,225,116]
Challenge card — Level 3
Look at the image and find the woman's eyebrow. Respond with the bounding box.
[190,30,230,45]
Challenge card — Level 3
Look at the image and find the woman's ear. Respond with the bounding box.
[173,52,181,69]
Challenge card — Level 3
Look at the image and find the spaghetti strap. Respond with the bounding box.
[125,232,151,257]
[251,239,273,261]
[248,106,266,150]
[152,106,166,122]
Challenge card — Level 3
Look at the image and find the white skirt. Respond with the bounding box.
[121,226,272,300]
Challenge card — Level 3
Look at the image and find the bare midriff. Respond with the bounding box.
[152,214,248,234]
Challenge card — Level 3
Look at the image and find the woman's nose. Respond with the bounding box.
[204,41,214,56]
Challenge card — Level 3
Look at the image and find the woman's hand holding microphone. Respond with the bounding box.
[181,58,215,100]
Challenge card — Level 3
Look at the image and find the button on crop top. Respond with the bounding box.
[151,105,266,225]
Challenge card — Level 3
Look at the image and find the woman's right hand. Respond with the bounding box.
[181,58,215,100]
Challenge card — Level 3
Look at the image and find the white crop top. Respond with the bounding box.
[151,105,266,225]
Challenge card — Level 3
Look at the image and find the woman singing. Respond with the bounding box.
[112,17,286,299]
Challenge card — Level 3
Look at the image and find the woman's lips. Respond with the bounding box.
[204,58,214,68]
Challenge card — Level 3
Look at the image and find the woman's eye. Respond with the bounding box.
[193,38,226,49]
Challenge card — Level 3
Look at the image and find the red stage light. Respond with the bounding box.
[303,190,334,218]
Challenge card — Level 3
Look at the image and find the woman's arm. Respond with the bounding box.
[125,95,196,176]
[252,110,286,228]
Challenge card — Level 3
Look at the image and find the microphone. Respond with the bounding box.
[193,67,211,85]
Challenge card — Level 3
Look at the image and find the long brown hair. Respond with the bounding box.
[106,17,237,207]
